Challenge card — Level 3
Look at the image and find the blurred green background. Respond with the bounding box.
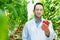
[0,0,60,40]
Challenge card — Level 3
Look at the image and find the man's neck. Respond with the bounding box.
[35,16,41,22]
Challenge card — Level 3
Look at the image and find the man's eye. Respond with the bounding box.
[36,9,43,11]
[40,9,43,11]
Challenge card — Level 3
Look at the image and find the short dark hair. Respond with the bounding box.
[34,2,44,10]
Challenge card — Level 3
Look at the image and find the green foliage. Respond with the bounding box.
[0,0,28,30]
[8,0,28,30]
[0,9,9,40]
[0,0,28,40]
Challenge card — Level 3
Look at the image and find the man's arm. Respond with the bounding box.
[22,23,28,40]
[47,21,56,40]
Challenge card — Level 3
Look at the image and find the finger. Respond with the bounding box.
[43,23,48,27]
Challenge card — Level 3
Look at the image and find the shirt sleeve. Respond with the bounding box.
[46,21,56,40]
[22,23,28,40]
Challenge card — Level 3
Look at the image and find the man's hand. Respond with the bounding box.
[42,23,50,37]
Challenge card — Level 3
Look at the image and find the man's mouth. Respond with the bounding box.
[37,13,41,15]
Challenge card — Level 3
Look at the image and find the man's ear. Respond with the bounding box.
[42,10,44,13]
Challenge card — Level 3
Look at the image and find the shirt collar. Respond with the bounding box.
[34,16,42,23]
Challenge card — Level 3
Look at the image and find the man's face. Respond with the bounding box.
[34,5,44,18]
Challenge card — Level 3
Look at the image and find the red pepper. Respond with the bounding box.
[42,20,50,32]
[43,20,49,25]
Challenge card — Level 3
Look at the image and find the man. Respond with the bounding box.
[22,2,55,40]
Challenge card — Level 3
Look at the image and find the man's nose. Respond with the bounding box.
[38,10,41,12]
